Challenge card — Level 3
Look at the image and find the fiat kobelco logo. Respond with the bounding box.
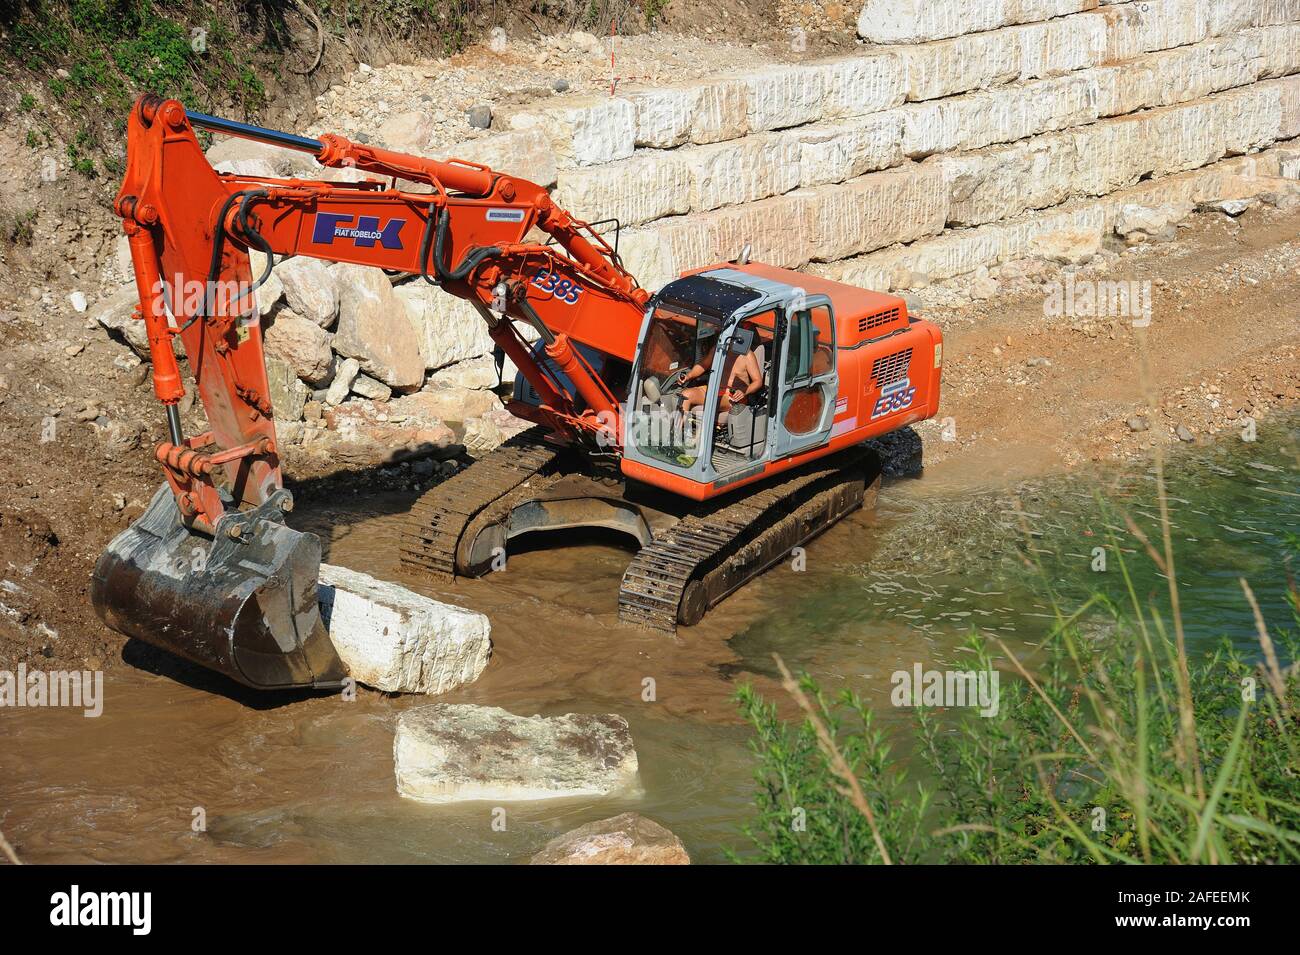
[311,212,406,250]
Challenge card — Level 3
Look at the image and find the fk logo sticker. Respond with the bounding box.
[311,213,406,249]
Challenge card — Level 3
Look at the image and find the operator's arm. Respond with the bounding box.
[684,347,715,382]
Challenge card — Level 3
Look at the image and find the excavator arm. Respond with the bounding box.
[94,95,653,689]
[118,94,648,533]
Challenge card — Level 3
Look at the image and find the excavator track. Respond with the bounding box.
[617,447,882,632]
[398,427,565,578]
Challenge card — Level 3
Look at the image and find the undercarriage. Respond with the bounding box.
[399,428,883,632]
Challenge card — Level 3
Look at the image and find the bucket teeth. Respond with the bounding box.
[91,484,346,690]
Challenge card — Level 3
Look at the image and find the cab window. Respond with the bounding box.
[784,304,835,381]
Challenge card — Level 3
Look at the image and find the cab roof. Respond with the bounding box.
[670,262,910,344]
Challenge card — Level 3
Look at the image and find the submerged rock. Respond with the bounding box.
[394,704,640,804]
[529,813,690,865]
[319,564,490,695]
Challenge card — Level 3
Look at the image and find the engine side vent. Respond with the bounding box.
[858,307,900,335]
[871,347,913,386]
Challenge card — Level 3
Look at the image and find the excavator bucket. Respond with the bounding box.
[91,484,346,690]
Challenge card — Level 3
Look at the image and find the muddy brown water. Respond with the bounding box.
[2,420,1296,864]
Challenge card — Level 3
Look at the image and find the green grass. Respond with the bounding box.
[736,488,1300,864]
[0,0,479,174]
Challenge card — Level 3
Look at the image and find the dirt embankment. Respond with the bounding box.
[916,208,1300,483]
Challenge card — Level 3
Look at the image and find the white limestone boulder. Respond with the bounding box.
[378,110,436,153]
[394,704,641,803]
[393,282,495,371]
[263,307,335,386]
[529,813,690,865]
[857,0,1095,44]
[94,285,151,359]
[553,151,692,227]
[425,354,501,391]
[463,406,532,452]
[325,356,360,406]
[792,111,907,187]
[680,134,803,211]
[508,97,636,167]
[440,129,558,189]
[206,137,321,178]
[265,356,308,422]
[248,250,284,316]
[332,263,426,391]
[318,564,490,695]
[276,256,339,329]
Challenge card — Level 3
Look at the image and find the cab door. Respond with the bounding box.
[773,296,838,458]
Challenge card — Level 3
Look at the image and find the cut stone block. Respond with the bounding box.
[680,134,803,211]
[790,111,907,187]
[636,191,815,279]
[394,704,641,803]
[1249,22,1300,79]
[802,162,948,261]
[1095,32,1263,117]
[901,71,1100,157]
[815,53,909,118]
[394,282,495,371]
[1273,75,1300,139]
[741,64,827,132]
[858,0,1096,44]
[892,14,1108,103]
[1208,0,1300,35]
[529,813,691,865]
[816,143,1298,292]
[508,97,636,167]
[318,564,490,695]
[627,79,751,148]
[932,133,1080,227]
[1101,0,1209,60]
[554,150,692,227]
[936,82,1288,228]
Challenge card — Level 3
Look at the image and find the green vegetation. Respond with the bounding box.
[737,507,1300,864]
[0,0,478,173]
[0,208,38,246]
[642,0,670,27]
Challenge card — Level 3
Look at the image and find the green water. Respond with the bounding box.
[735,417,1300,695]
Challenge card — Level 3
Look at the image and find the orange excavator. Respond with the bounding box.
[92,94,943,689]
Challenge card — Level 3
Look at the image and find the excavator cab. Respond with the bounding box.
[625,269,839,491]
